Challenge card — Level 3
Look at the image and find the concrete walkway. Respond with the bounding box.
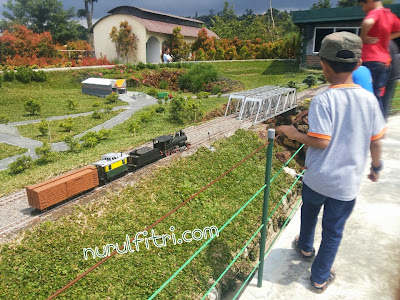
[240,115,400,300]
[0,92,158,170]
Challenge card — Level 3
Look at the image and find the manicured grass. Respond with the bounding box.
[212,60,319,91]
[0,143,27,160]
[0,97,229,196]
[0,130,302,299]
[391,83,400,113]
[16,110,122,143]
[0,71,127,123]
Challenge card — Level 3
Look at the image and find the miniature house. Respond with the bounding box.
[81,78,127,97]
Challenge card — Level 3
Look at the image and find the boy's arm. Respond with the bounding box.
[391,31,400,40]
[368,139,382,182]
[361,18,378,44]
[276,125,330,149]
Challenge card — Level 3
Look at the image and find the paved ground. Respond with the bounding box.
[0,92,158,170]
[239,115,400,300]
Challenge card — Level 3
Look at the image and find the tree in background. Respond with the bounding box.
[109,21,138,63]
[336,0,358,6]
[83,0,97,48]
[170,27,191,61]
[311,0,331,9]
[1,0,86,44]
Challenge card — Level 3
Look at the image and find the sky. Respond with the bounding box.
[0,0,399,25]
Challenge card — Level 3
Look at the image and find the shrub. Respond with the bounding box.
[97,129,111,140]
[92,101,100,107]
[139,110,155,123]
[0,74,3,87]
[24,99,41,115]
[0,114,10,124]
[212,86,222,95]
[303,75,317,88]
[58,118,74,132]
[35,142,56,163]
[38,119,49,136]
[67,99,78,110]
[287,81,297,89]
[80,132,99,148]
[184,97,202,122]
[16,67,33,83]
[64,136,81,153]
[104,106,113,113]
[128,121,141,135]
[318,75,327,83]
[147,88,158,98]
[178,64,219,93]
[92,110,102,119]
[137,61,146,70]
[3,70,15,82]
[105,93,119,104]
[169,96,185,124]
[155,106,165,113]
[9,155,33,174]
[159,80,168,89]
[32,70,47,82]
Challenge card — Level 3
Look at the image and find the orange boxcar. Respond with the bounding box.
[26,166,99,210]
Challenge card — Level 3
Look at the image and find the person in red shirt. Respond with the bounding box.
[358,0,400,117]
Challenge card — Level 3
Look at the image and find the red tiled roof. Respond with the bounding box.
[132,16,219,39]
[134,7,204,24]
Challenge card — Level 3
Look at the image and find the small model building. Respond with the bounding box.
[81,78,127,97]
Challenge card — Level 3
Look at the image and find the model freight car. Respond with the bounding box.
[26,166,99,210]
[93,152,130,184]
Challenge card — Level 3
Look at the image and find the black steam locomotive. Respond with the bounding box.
[128,130,190,170]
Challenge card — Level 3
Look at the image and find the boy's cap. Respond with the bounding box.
[319,32,362,63]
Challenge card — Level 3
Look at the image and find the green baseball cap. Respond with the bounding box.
[319,31,362,63]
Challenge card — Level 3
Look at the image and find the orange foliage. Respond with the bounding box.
[0,24,110,68]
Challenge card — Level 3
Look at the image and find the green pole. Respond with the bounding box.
[257,128,275,287]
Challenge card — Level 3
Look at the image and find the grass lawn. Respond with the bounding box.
[17,110,122,143]
[391,83,400,113]
[0,143,27,160]
[212,60,321,91]
[0,71,127,123]
[0,130,302,299]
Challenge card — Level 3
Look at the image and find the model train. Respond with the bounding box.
[26,130,190,210]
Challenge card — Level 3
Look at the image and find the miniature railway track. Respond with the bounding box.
[0,115,251,241]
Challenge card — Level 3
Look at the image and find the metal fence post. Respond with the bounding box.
[257,128,275,287]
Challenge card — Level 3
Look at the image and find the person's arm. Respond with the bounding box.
[276,125,330,149]
[391,31,400,40]
[368,139,382,182]
[361,18,378,44]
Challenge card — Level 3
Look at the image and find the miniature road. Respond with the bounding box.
[239,114,400,299]
[0,92,158,170]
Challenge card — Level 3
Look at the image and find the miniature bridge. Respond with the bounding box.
[225,85,297,124]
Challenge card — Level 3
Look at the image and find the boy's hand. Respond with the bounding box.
[276,125,299,140]
[368,168,379,182]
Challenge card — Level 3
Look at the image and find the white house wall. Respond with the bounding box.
[94,14,202,64]
[93,14,147,63]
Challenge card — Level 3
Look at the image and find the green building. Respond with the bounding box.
[292,4,400,68]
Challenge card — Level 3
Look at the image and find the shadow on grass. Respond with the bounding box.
[262,60,301,75]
